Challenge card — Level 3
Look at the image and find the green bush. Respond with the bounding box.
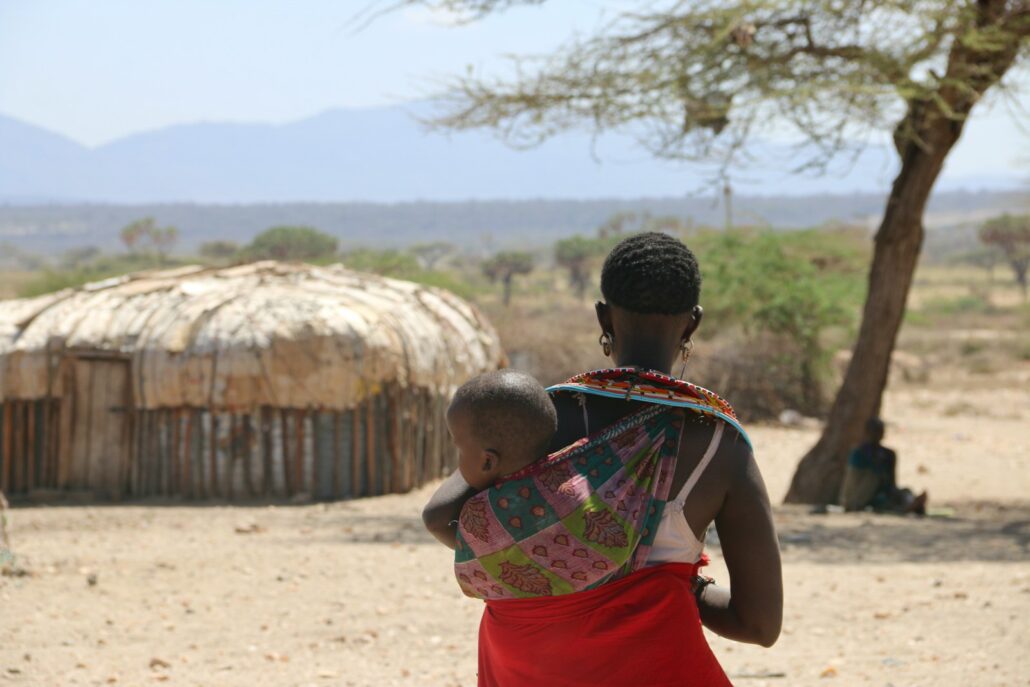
[342,249,420,276]
[17,253,176,297]
[342,248,481,300]
[918,294,994,317]
[689,229,865,414]
[243,226,338,262]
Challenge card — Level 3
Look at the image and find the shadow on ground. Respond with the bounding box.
[740,501,1030,564]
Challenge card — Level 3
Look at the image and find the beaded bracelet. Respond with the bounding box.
[692,574,716,603]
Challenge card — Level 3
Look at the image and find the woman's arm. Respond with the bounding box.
[421,469,478,549]
[698,444,783,647]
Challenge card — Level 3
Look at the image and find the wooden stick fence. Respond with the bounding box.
[0,385,455,501]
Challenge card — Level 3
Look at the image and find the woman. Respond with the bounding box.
[424,232,782,685]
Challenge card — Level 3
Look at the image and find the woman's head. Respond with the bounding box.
[596,232,703,373]
[600,231,702,314]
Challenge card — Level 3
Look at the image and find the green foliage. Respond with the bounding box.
[482,251,534,281]
[244,226,339,262]
[979,213,1030,299]
[403,269,479,301]
[482,251,534,306]
[342,247,479,299]
[0,243,45,271]
[555,235,607,298]
[60,246,102,270]
[410,242,455,270]
[120,218,152,252]
[17,253,179,298]
[198,240,241,262]
[342,249,420,276]
[119,217,179,260]
[410,1,1028,170]
[597,212,638,239]
[695,229,865,410]
[919,294,995,318]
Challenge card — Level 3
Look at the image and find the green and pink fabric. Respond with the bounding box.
[454,367,748,600]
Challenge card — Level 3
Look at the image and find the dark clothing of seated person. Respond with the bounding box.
[839,418,927,514]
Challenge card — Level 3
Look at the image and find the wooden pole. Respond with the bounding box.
[332,411,342,499]
[26,400,37,491]
[415,391,427,489]
[194,411,206,500]
[294,409,305,496]
[209,414,220,499]
[1,403,11,493]
[142,411,152,496]
[227,414,238,501]
[243,414,255,498]
[365,397,377,496]
[57,364,75,490]
[125,406,137,497]
[260,408,272,496]
[279,409,292,496]
[44,400,57,489]
[170,409,182,496]
[351,404,362,497]
[12,403,23,493]
[182,410,194,499]
[133,410,143,496]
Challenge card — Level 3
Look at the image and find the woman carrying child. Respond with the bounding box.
[424,232,783,686]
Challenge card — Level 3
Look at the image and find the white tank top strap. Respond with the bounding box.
[668,420,725,507]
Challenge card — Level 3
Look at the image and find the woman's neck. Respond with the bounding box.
[613,347,674,375]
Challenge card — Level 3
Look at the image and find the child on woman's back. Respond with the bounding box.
[446,370,557,491]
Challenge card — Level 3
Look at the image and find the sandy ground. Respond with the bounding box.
[2,368,1029,687]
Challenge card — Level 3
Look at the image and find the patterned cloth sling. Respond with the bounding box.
[454,368,748,600]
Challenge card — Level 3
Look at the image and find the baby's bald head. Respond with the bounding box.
[447,370,557,485]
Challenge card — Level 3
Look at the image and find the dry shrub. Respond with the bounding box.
[689,335,831,421]
[486,301,608,386]
[487,300,830,421]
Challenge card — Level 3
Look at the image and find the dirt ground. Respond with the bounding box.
[2,367,1028,687]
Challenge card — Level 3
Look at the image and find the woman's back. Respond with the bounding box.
[552,391,740,548]
[424,232,783,684]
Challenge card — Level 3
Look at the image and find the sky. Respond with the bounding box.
[1,0,1027,184]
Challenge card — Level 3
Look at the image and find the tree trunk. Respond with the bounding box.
[1014,261,1028,302]
[785,0,1023,503]
[502,275,513,306]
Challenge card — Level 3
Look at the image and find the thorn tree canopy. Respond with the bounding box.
[394,0,1028,503]
[979,213,1030,300]
[482,251,534,306]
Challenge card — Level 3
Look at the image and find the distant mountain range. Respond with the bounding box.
[1,191,1026,257]
[1,105,1024,205]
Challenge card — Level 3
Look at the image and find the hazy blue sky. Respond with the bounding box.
[1,0,1027,183]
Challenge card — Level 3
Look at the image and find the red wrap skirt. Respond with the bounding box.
[477,562,731,686]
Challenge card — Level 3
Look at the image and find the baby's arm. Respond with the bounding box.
[422,470,478,549]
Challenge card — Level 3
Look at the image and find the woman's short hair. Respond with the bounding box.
[600,232,701,314]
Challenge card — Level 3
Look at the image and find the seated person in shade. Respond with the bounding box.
[840,417,927,514]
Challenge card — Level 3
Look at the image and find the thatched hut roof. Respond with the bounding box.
[0,261,504,409]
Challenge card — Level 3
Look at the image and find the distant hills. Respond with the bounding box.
[1,191,1026,256]
[1,104,1025,256]
[1,104,1024,206]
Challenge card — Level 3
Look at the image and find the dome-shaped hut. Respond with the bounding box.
[0,262,504,500]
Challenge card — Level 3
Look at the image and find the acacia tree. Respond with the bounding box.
[482,251,534,306]
[411,241,455,270]
[151,226,179,264]
[397,0,1028,503]
[120,218,152,253]
[119,217,179,262]
[555,236,605,299]
[245,226,339,261]
[979,213,1030,300]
